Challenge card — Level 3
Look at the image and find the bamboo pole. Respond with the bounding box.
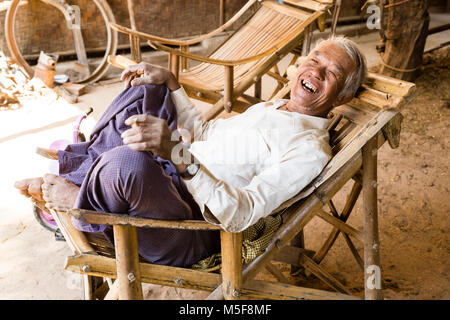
[180,45,189,71]
[220,0,225,26]
[113,225,143,300]
[254,78,262,99]
[127,0,141,62]
[220,231,243,300]
[224,65,234,112]
[362,136,383,300]
[169,53,180,80]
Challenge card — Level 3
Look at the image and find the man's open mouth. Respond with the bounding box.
[301,79,317,93]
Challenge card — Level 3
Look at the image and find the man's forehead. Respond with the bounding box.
[311,43,355,74]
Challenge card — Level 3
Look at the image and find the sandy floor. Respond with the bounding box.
[0,22,449,300]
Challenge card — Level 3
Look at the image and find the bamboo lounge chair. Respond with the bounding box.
[108,0,339,120]
[34,68,416,299]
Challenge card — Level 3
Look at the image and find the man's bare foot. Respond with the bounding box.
[42,174,80,211]
[14,177,44,202]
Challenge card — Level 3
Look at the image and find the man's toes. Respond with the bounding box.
[43,173,65,184]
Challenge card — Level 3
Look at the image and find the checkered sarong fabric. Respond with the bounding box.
[191,213,282,271]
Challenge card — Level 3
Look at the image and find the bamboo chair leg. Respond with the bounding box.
[220,230,243,300]
[362,135,383,300]
[290,230,306,275]
[312,180,362,264]
[265,262,291,284]
[113,225,143,300]
[127,0,141,62]
[254,78,262,99]
[224,66,234,112]
[302,24,313,56]
[169,53,180,80]
[327,200,364,270]
[180,45,189,71]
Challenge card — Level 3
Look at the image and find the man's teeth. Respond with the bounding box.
[301,80,317,93]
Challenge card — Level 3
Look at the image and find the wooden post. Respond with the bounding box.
[224,66,234,112]
[113,225,143,300]
[330,0,342,36]
[254,78,262,99]
[362,136,383,300]
[219,0,225,27]
[290,230,305,275]
[379,0,429,81]
[180,45,189,71]
[220,230,243,300]
[127,0,141,62]
[301,24,312,56]
[169,53,180,80]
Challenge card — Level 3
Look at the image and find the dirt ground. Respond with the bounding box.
[0,37,448,300]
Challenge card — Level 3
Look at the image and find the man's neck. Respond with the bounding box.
[278,101,330,118]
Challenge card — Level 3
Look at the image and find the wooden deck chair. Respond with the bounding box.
[108,0,337,119]
[34,68,416,300]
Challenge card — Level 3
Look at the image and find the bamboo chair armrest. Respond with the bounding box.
[148,41,280,66]
[109,0,258,47]
[67,208,222,231]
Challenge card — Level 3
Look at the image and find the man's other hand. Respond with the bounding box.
[121,62,181,91]
[122,114,178,161]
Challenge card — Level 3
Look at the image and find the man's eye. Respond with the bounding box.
[310,59,318,64]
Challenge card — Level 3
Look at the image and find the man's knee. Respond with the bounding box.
[96,146,157,182]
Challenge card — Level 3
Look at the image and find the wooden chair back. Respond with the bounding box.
[181,1,325,91]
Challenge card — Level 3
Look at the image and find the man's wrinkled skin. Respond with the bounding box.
[14,42,357,209]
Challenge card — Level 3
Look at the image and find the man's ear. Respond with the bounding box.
[332,93,354,107]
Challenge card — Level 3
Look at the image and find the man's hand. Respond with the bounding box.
[121,114,188,173]
[121,62,181,91]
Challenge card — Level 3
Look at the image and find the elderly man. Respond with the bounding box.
[15,36,367,267]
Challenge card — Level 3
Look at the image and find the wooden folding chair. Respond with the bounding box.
[108,0,338,119]
[35,67,415,299]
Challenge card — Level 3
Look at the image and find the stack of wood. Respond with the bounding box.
[0,51,28,110]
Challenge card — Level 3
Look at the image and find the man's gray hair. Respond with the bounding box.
[312,36,368,98]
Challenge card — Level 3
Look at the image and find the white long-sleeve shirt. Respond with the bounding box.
[170,87,332,232]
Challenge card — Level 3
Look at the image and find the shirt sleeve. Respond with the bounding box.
[184,136,332,232]
[170,86,203,139]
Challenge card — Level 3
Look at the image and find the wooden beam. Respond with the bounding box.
[65,253,359,300]
[315,209,364,242]
[362,135,383,300]
[220,231,243,300]
[298,254,353,295]
[169,53,180,80]
[224,65,234,112]
[242,279,360,300]
[65,253,221,291]
[113,226,143,300]
[68,208,222,231]
[312,181,362,264]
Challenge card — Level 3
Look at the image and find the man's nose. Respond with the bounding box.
[310,66,325,81]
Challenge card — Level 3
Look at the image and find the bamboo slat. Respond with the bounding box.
[68,208,222,231]
[282,0,330,11]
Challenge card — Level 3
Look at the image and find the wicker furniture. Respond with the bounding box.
[109,0,336,118]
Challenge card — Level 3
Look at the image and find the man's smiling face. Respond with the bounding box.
[287,42,357,117]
